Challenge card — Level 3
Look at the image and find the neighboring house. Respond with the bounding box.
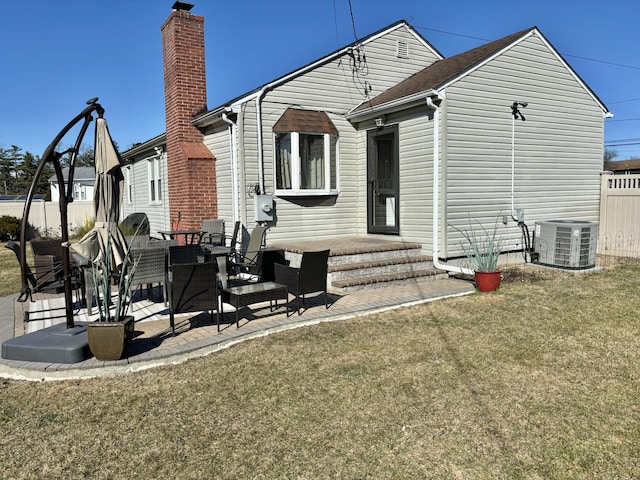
[49,166,95,203]
[604,159,640,174]
[122,4,610,260]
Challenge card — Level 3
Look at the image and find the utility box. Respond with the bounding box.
[534,220,598,269]
[254,194,274,222]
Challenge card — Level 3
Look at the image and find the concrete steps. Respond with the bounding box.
[327,251,446,293]
[272,236,448,294]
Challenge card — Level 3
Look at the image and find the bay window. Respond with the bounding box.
[273,108,339,195]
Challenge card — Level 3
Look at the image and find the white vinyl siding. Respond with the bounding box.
[441,34,604,258]
[121,152,170,238]
[233,24,439,243]
[204,125,232,221]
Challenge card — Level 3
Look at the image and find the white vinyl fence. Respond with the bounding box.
[0,200,94,237]
[599,172,640,257]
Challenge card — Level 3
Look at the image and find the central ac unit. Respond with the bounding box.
[534,220,598,269]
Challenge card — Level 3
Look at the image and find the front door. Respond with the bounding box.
[367,125,399,234]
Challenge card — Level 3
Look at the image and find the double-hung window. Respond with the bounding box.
[148,156,162,204]
[273,108,339,195]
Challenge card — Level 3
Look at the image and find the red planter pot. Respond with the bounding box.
[474,271,501,292]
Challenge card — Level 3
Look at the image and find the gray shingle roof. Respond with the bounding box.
[352,27,535,113]
[48,166,95,183]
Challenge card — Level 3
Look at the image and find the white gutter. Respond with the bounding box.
[222,110,240,223]
[427,95,474,276]
[346,89,438,123]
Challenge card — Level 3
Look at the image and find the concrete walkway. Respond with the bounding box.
[0,277,476,381]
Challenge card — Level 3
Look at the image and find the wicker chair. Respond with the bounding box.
[274,249,330,315]
[6,241,84,302]
[167,261,221,335]
[201,219,225,246]
[167,244,210,265]
[30,239,66,282]
[130,240,176,303]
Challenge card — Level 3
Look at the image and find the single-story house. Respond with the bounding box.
[122,3,610,264]
[49,166,95,203]
[604,159,640,174]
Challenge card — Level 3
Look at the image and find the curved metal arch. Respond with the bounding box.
[19,97,105,328]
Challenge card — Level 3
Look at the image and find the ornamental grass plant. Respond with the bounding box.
[453,215,506,272]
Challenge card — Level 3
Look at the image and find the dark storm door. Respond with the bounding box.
[367,125,399,234]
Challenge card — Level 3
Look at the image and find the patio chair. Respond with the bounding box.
[130,242,174,303]
[229,225,270,278]
[228,221,241,251]
[274,249,330,315]
[5,241,84,303]
[167,244,210,265]
[120,212,150,235]
[201,219,225,246]
[167,261,221,335]
[30,239,66,282]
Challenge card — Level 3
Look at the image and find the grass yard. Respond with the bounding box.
[0,240,27,298]
[0,254,639,478]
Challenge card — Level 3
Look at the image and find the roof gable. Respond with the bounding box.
[352,26,608,115]
[193,20,443,128]
[352,27,534,113]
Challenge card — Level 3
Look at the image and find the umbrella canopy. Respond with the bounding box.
[71,117,127,269]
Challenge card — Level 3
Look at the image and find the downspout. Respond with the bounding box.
[427,95,473,275]
[222,111,240,223]
[255,87,271,195]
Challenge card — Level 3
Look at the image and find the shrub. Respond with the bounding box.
[0,215,21,241]
[70,215,95,239]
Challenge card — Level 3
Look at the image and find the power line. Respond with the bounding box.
[608,117,640,123]
[347,0,358,41]
[609,97,640,105]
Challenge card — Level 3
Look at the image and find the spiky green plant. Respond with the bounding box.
[90,218,140,322]
[452,215,505,272]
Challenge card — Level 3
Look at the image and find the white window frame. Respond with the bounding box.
[274,131,339,196]
[148,156,163,205]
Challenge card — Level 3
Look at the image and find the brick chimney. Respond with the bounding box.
[161,1,217,230]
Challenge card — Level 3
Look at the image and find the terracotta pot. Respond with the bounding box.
[87,316,135,361]
[474,271,501,292]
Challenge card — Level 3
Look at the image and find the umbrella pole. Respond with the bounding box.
[52,158,75,328]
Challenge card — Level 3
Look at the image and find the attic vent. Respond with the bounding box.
[396,41,409,59]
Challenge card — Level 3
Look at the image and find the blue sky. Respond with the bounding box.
[1,0,638,159]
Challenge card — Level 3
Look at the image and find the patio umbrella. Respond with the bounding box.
[71,117,127,268]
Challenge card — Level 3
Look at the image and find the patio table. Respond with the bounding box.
[158,229,204,245]
[222,281,288,328]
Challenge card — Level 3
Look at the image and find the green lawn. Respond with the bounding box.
[0,256,639,478]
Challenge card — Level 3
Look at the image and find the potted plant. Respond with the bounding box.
[453,216,505,292]
[86,223,139,361]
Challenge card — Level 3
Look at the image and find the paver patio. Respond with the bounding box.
[0,277,475,380]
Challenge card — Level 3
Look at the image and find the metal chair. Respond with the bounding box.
[201,219,225,246]
[167,261,221,335]
[230,225,270,278]
[274,249,330,314]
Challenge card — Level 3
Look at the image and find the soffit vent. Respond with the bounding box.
[396,41,409,59]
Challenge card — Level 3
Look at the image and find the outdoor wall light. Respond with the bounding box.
[375,116,386,127]
[511,101,527,121]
